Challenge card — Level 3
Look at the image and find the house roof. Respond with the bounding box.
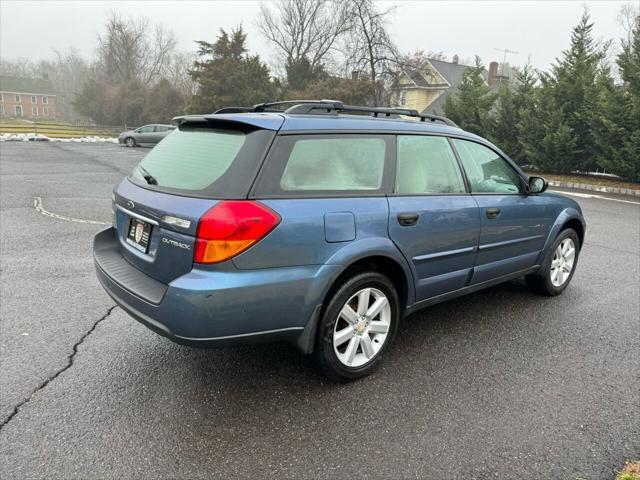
[419,59,489,115]
[0,76,56,95]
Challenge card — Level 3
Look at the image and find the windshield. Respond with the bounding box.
[129,125,274,198]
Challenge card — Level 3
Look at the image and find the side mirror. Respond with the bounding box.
[528,176,548,194]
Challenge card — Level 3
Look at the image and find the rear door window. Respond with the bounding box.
[129,124,275,199]
[395,135,466,194]
[254,134,393,196]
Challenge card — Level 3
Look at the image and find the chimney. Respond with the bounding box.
[488,61,499,86]
[452,54,459,64]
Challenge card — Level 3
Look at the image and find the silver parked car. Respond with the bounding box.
[118,124,176,147]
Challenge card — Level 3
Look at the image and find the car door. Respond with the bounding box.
[387,135,480,301]
[150,126,168,144]
[451,138,554,284]
[135,125,155,145]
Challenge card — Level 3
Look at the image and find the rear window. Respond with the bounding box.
[129,125,274,198]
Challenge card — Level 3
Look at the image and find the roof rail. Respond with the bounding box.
[212,99,459,128]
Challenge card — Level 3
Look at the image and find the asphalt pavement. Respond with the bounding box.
[0,142,638,479]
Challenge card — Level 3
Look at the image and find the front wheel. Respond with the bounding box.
[315,272,400,382]
[124,137,136,147]
[526,228,580,296]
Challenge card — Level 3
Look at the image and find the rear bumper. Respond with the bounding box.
[93,228,337,348]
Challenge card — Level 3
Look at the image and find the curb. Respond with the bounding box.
[548,180,640,197]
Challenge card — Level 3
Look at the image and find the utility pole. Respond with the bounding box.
[493,47,519,81]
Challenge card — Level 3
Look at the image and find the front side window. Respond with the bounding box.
[396,135,466,194]
[453,139,522,194]
[280,137,386,191]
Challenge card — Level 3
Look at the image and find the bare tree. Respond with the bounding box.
[39,48,93,120]
[343,0,398,105]
[97,12,177,86]
[258,0,351,73]
[0,57,39,77]
[617,3,640,47]
[165,51,198,97]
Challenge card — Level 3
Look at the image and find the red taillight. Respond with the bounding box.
[193,201,280,264]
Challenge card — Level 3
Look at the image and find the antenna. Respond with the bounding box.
[493,47,519,81]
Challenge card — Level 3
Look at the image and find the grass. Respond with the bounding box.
[0,120,120,138]
[525,171,639,190]
[616,461,640,480]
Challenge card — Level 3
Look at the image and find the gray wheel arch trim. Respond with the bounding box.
[537,207,586,265]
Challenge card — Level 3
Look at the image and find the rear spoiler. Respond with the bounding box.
[171,114,284,131]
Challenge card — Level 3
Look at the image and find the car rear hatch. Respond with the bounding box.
[112,115,282,284]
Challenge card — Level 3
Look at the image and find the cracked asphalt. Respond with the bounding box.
[1,142,639,479]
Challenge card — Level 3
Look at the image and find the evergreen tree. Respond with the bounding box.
[189,27,277,113]
[285,56,328,92]
[542,9,609,172]
[443,56,496,138]
[592,15,640,181]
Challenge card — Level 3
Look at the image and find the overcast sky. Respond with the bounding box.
[0,0,633,71]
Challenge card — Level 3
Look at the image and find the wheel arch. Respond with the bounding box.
[537,208,586,265]
[561,217,585,247]
[295,251,414,355]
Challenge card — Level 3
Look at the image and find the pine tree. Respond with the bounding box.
[543,8,608,172]
[188,27,277,113]
[592,15,640,181]
[443,56,496,138]
[490,64,538,164]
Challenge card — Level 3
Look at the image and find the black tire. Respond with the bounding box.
[315,272,400,382]
[526,228,580,296]
[125,137,136,147]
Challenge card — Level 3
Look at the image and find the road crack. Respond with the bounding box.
[0,305,117,431]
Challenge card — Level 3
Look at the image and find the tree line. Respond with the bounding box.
[444,11,640,182]
[1,1,638,181]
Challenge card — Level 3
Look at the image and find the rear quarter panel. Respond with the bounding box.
[233,197,415,304]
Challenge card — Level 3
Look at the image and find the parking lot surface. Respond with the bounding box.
[1,142,638,479]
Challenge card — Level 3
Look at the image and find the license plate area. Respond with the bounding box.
[126,217,152,253]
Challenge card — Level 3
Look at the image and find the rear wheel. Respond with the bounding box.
[315,272,400,382]
[526,228,580,296]
[125,137,136,147]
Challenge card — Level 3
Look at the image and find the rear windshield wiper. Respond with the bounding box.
[137,165,157,185]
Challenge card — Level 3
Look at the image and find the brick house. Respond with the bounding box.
[0,76,57,119]
[394,56,508,115]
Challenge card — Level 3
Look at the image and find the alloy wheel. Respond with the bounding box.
[332,287,391,368]
[550,238,576,287]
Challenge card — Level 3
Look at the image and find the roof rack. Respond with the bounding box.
[213,99,459,128]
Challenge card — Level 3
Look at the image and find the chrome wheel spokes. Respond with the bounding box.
[333,287,391,367]
[550,238,576,287]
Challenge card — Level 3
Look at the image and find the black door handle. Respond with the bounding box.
[397,212,419,226]
[486,208,501,219]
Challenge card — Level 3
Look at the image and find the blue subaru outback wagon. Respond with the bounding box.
[94,100,586,381]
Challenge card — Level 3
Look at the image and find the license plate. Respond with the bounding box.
[126,218,152,253]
